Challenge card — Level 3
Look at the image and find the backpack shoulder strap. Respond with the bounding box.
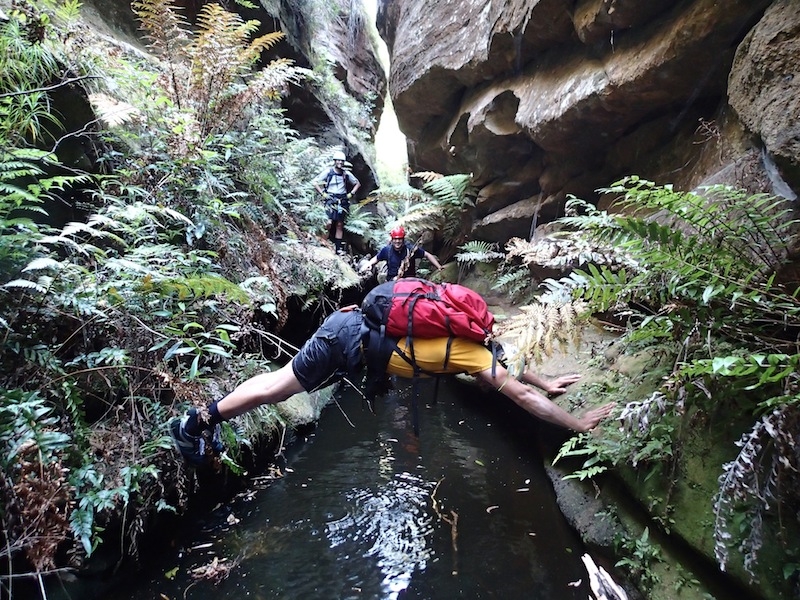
[324,168,335,190]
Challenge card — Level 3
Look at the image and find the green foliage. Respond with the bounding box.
[343,201,379,239]
[492,262,533,302]
[0,0,381,580]
[69,462,159,556]
[0,13,63,145]
[455,240,504,266]
[132,0,307,139]
[552,432,608,480]
[546,177,800,580]
[0,389,70,469]
[614,527,663,590]
[367,173,477,257]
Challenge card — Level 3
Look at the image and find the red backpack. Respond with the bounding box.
[360,278,499,435]
[361,277,495,343]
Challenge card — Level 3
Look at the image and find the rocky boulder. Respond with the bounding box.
[378,0,798,244]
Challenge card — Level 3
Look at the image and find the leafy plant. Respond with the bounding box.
[492,300,586,378]
[455,240,504,266]
[614,527,663,590]
[538,177,800,580]
[0,389,72,571]
[0,0,377,583]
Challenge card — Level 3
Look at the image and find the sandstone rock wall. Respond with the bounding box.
[379,0,798,243]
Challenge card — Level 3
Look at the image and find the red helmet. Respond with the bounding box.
[390,226,405,239]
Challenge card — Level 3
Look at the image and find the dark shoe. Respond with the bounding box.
[169,410,223,466]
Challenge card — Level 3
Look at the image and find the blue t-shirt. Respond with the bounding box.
[376,243,426,279]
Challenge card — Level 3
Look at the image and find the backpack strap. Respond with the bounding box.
[324,168,354,194]
[488,339,499,377]
[389,342,440,436]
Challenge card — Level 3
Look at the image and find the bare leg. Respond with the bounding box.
[216,362,305,420]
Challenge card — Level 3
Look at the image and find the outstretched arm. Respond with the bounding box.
[423,250,443,271]
[360,255,379,273]
[477,365,614,432]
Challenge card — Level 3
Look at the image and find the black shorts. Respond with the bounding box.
[324,194,350,222]
[291,333,343,392]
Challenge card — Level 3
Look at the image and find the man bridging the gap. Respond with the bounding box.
[170,305,616,465]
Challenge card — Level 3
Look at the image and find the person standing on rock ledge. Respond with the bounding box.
[314,150,361,254]
[169,300,616,466]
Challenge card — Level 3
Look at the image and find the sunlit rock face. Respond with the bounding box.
[378,0,800,243]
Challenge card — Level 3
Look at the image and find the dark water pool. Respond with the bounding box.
[104,377,594,599]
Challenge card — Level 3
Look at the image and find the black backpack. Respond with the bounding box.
[324,168,355,194]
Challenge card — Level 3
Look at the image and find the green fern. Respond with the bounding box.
[455,240,505,265]
[150,274,251,304]
[421,173,475,207]
[343,201,378,239]
[551,178,800,580]
[491,266,529,299]
[563,179,800,350]
[365,173,477,257]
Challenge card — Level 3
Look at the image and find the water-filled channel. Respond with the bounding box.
[109,377,593,599]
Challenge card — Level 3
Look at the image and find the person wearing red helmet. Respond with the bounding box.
[361,226,443,280]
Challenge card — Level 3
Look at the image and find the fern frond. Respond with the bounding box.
[422,174,475,207]
[368,184,427,206]
[343,203,378,237]
[455,241,504,265]
[3,278,48,293]
[152,275,251,303]
[21,258,62,273]
[410,171,442,184]
[131,0,191,63]
[493,300,586,375]
[88,93,141,127]
[397,202,443,231]
[492,268,529,298]
[241,31,286,65]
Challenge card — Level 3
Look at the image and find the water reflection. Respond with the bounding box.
[100,378,591,600]
[333,473,435,598]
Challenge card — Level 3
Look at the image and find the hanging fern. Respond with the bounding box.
[455,240,504,265]
[713,405,800,580]
[492,300,587,377]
